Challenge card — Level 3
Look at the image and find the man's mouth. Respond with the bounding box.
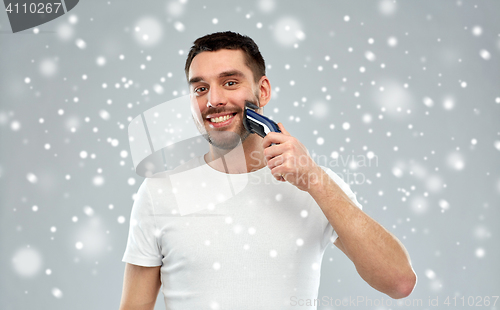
[206,112,238,128]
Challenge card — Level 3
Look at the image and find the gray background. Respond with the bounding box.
[1,0,499,309]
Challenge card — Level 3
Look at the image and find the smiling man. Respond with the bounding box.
[119,31,417,310]
[187,37,272,175]
[189,49,261,159]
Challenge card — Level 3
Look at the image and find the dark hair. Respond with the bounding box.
[185,31,266,83]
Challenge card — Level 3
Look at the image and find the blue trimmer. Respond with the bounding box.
[243,101,281,138]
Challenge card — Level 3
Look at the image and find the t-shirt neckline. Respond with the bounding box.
[199,153,267,178]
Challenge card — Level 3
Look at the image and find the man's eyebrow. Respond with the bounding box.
[218,70,245,79]
[188,76,204,85]
[188,70,246,85]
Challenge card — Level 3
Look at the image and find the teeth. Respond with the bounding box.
[210,114,234,123]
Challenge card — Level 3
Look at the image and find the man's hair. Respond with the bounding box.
[185,31,266,83]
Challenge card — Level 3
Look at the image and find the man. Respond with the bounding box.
[119,31,416,310]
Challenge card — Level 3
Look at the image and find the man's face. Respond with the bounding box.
[188,49,261,150]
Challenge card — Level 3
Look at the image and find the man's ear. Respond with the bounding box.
[257,76,271,108]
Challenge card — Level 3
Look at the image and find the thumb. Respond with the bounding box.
[277,122,290,135]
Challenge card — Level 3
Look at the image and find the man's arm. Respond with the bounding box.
[309,168,417,299]
[119,263,162,310]
[261,123,417,299]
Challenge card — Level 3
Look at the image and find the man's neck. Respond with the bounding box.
[204,135,266,174]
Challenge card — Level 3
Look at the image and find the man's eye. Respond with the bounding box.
[195,87,207,93]
[225,81,236,87]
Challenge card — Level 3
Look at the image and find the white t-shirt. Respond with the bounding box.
[122,154,362,310]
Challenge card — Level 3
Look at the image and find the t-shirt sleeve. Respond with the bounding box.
[319,166,363,245]
[122,178,163,267]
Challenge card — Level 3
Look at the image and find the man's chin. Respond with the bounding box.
[204,130,249,150]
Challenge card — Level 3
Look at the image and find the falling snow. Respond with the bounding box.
[1,1,499,308]
[12,247,42,277]
[133,17,163,47]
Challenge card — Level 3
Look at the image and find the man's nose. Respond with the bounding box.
[207,87,226,108]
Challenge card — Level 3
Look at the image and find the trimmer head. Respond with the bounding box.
[243,101,281,138]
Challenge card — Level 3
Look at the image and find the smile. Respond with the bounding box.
[207,113,237,128]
